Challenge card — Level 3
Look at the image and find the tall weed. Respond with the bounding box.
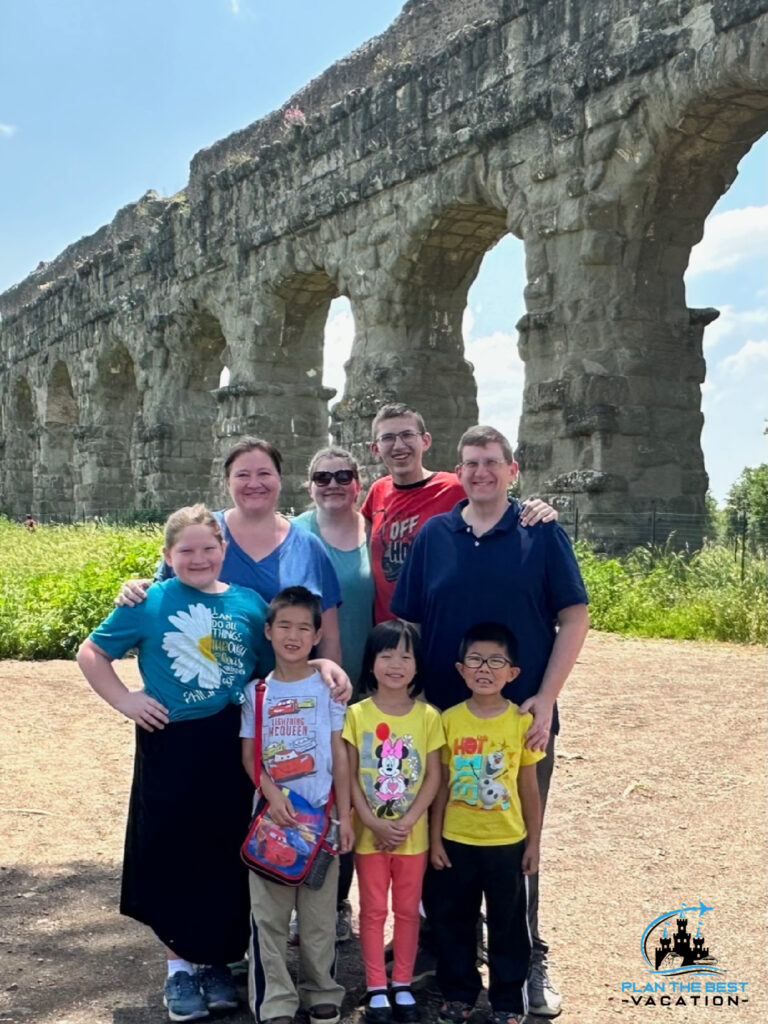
[575,541,766,644]
[0,519,162,659]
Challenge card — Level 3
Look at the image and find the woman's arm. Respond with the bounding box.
[316,605,342,665]
[77,638,169,731]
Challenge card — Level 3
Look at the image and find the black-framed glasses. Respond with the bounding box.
[311,469,357,486]
[462,653,512,670]
[374,429,424,448]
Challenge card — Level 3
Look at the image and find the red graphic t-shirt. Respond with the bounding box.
[361,471,465,623]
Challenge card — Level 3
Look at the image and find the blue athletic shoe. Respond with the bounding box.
[163,971,209,1022]
[198,965,239,1011]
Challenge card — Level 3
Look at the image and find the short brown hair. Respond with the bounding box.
[223,437,282,478]
[164,504,223,548]
[457,425,515,463]
[371,403,426,439]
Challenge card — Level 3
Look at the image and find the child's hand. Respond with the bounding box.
[522,839,540,875]
[430,841,452,870]
[339,817,355,853]
[267,790,297,827]
[371,819,408,851]
[115,691,169,731]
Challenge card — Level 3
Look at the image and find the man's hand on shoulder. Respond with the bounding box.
[519,498,557,527]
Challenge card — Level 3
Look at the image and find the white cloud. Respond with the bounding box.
[465,329,525,444]
[687,205,768,277]
[0,123,17,137]
[719,338,768,378]
[229,0,240,13]
[702,304,768,351]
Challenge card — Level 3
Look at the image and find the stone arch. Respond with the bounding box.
[7,378,36,516]
[639,92,768,308]
[387,202,511,469]
[38,361,78,518]
[77,340,139,515]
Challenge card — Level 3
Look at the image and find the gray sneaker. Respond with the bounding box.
[525,961,562,1017]
[163,971,209,1022]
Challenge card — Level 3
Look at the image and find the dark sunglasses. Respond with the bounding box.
[311,469,357,486]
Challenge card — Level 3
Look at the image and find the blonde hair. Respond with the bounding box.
[163,504,223,549]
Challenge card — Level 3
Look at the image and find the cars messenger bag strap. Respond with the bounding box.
[240,680,338,887]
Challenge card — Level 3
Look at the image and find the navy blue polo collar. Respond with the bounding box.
[447,498,521,536]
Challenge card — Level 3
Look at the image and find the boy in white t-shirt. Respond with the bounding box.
[240,586,353,1024]
[428,623,544,1024]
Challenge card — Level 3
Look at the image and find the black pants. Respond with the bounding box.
[424,839,530,1014]
[423,734,555,968]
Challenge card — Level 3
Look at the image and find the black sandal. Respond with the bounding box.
[392,988,421,1024]
[363,990,393,1024]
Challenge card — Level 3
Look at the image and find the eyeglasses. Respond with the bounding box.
[374,429,424,448]
[311,469,357,486]
[462,653,512,670]
[459,458,508,472]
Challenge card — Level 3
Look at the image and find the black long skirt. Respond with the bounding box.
[120,702,252,964]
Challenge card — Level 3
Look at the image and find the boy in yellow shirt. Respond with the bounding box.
[428,623,544,1024]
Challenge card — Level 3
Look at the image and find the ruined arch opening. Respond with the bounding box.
[463,232,528,466]
[7,378,35,517]
[632,89,768,520]
[40,361,78,518]
[684,136,767,505]
[270,270,340,508]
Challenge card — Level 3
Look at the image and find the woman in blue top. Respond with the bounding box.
[292,447,374,689]
[120,437,345,670]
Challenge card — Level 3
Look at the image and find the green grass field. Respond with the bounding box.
[0,519,764,659]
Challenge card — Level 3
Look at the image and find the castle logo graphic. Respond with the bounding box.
[642,901,722,977]
[619,899,750,1008]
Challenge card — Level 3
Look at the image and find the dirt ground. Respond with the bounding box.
[0,633,765,1024]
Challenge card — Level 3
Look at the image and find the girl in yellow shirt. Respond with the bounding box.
[343,621,445,1024]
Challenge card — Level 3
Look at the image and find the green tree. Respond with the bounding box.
[724,464,768,552]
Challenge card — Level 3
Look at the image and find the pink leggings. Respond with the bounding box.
[355,851,428,988]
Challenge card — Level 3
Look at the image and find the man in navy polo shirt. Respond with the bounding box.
[391,424,588,1018]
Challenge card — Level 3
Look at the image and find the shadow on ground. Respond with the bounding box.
[0,863,553,1024]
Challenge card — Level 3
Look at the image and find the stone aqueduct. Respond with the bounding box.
[1,0,766,536]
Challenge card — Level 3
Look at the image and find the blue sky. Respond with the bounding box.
[2,0,765,502]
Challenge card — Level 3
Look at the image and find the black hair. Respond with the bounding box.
[266,585,322,630]
[457,622,518,665]
[359,619,424,697]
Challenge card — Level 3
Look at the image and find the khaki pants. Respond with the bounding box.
[247,857,343,1021]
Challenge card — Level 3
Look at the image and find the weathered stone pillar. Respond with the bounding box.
[36,361,78,519]
[72,338,140,517]
[516,215,712,547]
[4,378,37,517]
[332,283,479,480]
[213,285,337,512]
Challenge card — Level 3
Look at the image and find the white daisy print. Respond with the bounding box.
[162,603,221,690]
